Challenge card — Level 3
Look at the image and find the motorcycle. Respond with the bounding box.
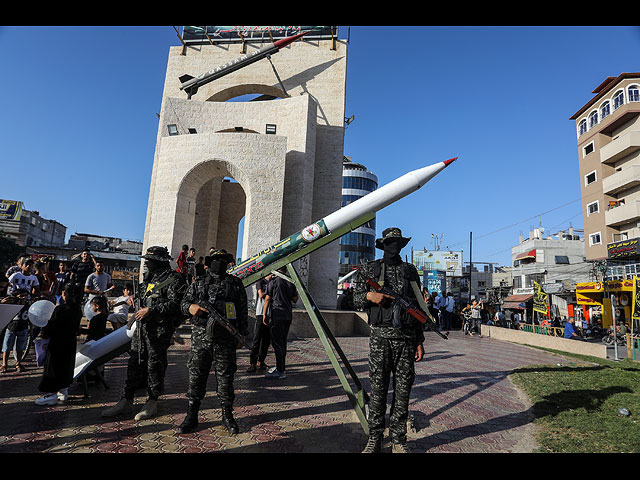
[602,327,627,346]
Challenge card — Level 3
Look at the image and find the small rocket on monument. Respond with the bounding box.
[179,30,311,99]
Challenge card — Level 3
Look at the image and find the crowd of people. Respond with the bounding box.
[2,234,608,453]
[0,249,135,405]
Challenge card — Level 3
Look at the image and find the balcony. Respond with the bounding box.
[601,130,640,165]
[602,164,640,194]
[605,199,640,227]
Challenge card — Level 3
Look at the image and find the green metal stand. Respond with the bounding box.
[273,264,370,435]
[239,212,376,434]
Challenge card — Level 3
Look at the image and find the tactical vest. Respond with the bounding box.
[368,259,416,328]
[142,270,187,327]
[193,273,240,329]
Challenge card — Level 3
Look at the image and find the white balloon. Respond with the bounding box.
[84,301,97,321]
[28,300,56,328]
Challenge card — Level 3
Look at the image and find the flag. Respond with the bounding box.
[632,276,640,329]
[533,281,548,315]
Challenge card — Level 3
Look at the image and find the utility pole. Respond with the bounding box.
[431,233,444,251]
[468,232,473,303]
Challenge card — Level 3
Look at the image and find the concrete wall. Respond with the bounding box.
[289,309,370,338]
[481,324,608,359]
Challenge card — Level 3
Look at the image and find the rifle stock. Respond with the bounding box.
[365,278,448,340]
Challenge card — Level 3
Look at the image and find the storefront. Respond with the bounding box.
[502,293,533,322]
[576,279,633,328]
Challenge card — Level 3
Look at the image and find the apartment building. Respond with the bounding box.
[511,227,591,293]
[570,73,640,262]
[0,208,66,247]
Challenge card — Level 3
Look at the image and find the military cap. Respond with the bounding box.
[141,246,173,261]
[375,227,411,250]
[205,248,235,267]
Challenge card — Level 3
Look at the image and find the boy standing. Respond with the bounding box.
[7,258,39,299]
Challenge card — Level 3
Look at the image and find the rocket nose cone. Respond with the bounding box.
[443,157,458,166]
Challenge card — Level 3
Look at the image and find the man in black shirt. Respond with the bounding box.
[263,268,298,379]
[70,249,96,300]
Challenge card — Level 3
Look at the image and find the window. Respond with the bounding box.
[589,232,602,246]
[587,200,599,215]
[583,142,594,156]
[265,124,276,134]
[579,120,587,136]
[589,110,598,128]
[613,232,629,242]
[342,176,378,192]
[167,124,179,136]
[525,273,545,287]
[513,276,522,289]
[555,255,570,264]
[585,170,597,185]
[629,85,640,102]
[601,101,610,120]
[614,90,624,110]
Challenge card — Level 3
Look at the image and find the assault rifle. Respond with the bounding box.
[365,278,449,340]
[126,274,176,361]
[198,298,251,350]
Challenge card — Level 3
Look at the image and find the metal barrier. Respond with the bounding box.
[520,323,564,338]
[631,335,640,361]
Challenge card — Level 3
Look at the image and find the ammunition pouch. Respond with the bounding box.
[392,302,404,329]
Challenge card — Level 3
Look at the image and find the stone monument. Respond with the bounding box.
[142,27,347,307]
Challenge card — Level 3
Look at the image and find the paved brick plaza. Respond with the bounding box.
[0,330,571,453]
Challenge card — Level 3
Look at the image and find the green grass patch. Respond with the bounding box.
[510,351,640,453]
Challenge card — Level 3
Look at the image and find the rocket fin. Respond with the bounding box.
[179,74,194,84]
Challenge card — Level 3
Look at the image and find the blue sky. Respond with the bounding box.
[1,26,639,267]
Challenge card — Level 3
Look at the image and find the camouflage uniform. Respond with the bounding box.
[180,258,248,411]
[123,264,187,401]
[354,244,425,447]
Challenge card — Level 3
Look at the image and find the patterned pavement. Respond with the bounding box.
[0,329,572,453]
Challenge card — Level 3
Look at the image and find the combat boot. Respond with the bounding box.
[134,398,158,421]
[177,399,200,434]
[101,397,134,418]
[221,406,239,434]
[361,436,382,453]
[392,441,411,453]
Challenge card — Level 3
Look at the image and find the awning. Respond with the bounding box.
[515,249,536,261]
[502,294,533,310]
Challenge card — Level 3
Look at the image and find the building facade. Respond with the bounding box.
[0,208,66,248]
[338,157,377,278]
[506,227,591,319]
[68,232,143,254]
[511,227,591,291]
[570,73,640,262]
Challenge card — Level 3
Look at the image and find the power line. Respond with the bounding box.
[446,198,582,248]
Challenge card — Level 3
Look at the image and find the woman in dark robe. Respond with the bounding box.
[34,283,82,406]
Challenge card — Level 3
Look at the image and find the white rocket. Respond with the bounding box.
[229,157,457,280]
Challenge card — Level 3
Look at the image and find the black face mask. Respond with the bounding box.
[382,239,403,265]
[143,260,165,280]
[208,259,228,275]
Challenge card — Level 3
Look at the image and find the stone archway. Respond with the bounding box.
[206,83,287,102]
[175,159,248,261]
